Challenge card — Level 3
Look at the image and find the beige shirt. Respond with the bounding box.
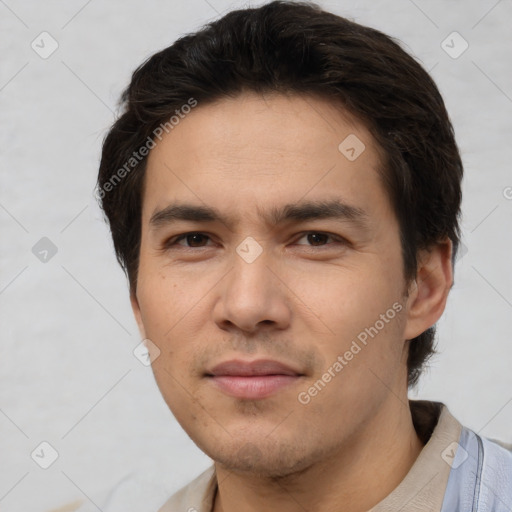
[157,401,461,512]
[49,401,462,512]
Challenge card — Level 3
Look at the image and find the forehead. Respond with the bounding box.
[142,92,389,226]
[150,91,375,159]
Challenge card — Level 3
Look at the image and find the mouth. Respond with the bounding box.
[205,359,305,400]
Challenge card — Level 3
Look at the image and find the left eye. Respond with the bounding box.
[294,232,342,247]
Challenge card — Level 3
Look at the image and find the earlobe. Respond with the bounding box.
[130,292,147,339]
[403,239,453,340]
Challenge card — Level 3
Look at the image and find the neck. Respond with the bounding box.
[212,398,423,512]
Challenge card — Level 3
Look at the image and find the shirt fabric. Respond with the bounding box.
[50,400,512,512]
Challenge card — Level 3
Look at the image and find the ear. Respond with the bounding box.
[130,291,147,339]
[403,238,453,341]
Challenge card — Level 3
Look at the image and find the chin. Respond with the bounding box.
[206,437,318,479]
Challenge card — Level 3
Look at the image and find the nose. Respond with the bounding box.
[212,245,292,334]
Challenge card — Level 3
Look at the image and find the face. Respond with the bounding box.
[132,92,417,477]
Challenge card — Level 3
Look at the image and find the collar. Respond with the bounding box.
[158,400,461,512]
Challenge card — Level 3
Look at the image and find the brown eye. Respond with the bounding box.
[306,233,329,246]
[182,233,210,247]
[165,232,213,249]
[295,232,344,247]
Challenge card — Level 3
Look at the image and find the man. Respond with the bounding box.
[56,1,512,511]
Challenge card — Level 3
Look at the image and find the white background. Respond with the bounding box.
[1,0,511,510]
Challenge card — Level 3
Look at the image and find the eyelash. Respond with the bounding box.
[162,231,348,250]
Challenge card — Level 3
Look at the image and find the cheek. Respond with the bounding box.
[298,265,407,392]
[295,262,403,337]
[136,268,213,373]
[137,263,199,334]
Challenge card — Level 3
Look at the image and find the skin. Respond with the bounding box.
[131,91,453,512]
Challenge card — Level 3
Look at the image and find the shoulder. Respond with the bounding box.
[479,433,512,487]
[441,421,512,511]
[459,425,512,474]
[157,465,217,512]
[487,437,512,452]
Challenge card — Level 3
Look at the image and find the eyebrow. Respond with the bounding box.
[149,198,370,231]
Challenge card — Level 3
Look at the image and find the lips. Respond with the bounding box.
[207,359,302,377]
[206,359,304,399]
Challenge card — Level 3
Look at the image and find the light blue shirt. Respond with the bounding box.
[441,426,512,511]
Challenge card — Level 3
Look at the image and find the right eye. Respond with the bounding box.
[163,232,215,249]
